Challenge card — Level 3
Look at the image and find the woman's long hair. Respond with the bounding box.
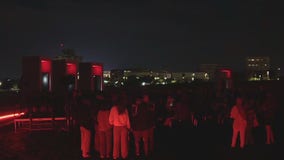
[116,96,128,115]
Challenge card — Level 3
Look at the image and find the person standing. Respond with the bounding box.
[109,96,131,160]
[73,95,93,159]
[131,94,155,158]
[244,98,258,146]
[96,94,113,160]
[260,92,276,145]
[230,97,247,149]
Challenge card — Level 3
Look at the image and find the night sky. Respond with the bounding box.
[1,0,283,78]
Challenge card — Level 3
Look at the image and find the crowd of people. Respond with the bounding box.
[230,92,277,149]
[69,83,280,160]
[72,90,156,160]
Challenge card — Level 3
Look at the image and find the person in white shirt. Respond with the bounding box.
[109,97,131,160]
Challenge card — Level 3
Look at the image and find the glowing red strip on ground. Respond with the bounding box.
[0,112,25,120]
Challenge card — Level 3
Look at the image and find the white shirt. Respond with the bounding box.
[109,106,130,129]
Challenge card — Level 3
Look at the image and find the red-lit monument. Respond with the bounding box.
[16,56,104,132]
[21,56,52,94]
[52,59,78,94]
[78,62,103,92]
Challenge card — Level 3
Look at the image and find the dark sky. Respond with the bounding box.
[1,0,283,78]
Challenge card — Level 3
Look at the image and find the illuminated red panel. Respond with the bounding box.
[0,112,25,121]
[41,60,51,73]
[221,69,231,78]
[92,65,102,76]
[66,63,77,75]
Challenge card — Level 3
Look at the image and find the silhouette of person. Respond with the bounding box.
[230,97,247,149]
[73,95,93,159]
[260,92,276,145]
[96,94,113,159]
[131,94,155,158]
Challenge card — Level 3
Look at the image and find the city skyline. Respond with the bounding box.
[1,0,283,78]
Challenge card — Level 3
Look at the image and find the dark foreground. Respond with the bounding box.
[0,121,283,160]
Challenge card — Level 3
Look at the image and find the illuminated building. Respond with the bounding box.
[171,72,209,83]
[199,64,220,81]
[103,71,111,79]
[109,69,171,86]
[103,71,111,86]
[246,56,270,81]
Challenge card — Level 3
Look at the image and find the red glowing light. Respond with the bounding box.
[92,65,102,76]
[221,69,231,78]
[66,63,77,75]
[41,60,51,73]
[0,112,25,120]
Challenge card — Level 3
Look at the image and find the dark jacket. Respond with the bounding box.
[131,102,155,131]
[73,99,93,130]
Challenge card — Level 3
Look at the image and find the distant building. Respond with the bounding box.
[199,64,222,81]
[275,67,281,80]
[246,56,270,81]
[103,71,111,79]
[108,68,214,86]
[171,72,209,83]
[148,70,170,79]
[268,66,281,81]
[103,71,111,86]
[109,69,172,86]
[110,69,125,86]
